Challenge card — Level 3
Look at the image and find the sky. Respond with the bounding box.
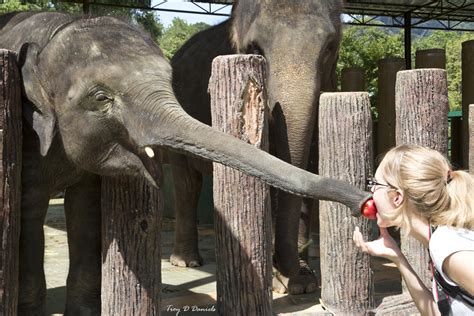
[151,1,231,27]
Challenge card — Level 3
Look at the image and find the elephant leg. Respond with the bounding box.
[64,174,101,315]
[169,153,203,267]
[18,188,50,315]
[298,198,313,262]
[273,193,318,295]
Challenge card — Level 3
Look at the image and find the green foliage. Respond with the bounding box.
[0,0,50,13]
[337,25,404,111]
[159,17,209,60]
[338,25,474,112]
[413,31,474,111]
[134,11,163,40]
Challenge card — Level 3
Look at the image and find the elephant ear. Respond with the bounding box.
[230,1,261,52]
[18,43,56,157]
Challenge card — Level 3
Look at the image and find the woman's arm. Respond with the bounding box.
[443,250,474,296]
[353,227,440,316]
[395,254,440,316]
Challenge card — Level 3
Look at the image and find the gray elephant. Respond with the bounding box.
[170,0,342,294]
[0,11,369,315]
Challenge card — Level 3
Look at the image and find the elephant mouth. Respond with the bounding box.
[137,146,162,188]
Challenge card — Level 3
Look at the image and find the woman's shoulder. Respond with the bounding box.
[430,226,474,263]
[430,226,474,252]
[430,226,474,286]
[431,226,474,242]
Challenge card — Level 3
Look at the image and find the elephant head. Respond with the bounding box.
[230,0,342,166]
[18,13,369,213]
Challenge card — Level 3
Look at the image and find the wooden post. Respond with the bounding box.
[209,54,271,316]
[415,48,446,69]
[341,67,366,92]
[319,92,375,315]
[470,104,474,173]
[451,116,463,167]
[377,69,449,314]
[101,176,162,315]
[376,57,405,159]
[0,50,22,316]
[462,40,474,169]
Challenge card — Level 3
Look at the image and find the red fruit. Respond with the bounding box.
[361,198,377,219]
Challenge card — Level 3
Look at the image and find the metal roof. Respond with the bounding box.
[70,0,474,31]
[173,0,474,31]
[344,0,474,31]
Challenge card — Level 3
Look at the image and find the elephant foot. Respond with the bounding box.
[170,250,203,267]
[272,264,318,295]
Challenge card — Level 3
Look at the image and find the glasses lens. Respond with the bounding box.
[366,178,375,191]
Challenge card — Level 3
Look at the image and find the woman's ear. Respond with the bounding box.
[393,190,404,208]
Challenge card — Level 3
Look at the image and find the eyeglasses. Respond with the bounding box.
[366,177,395,192]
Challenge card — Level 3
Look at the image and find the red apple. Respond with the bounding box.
[361,198,377,219]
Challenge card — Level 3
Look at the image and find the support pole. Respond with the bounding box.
[462,40,474,169]
[210,54,271,316]
[101,176,162,315]
[404,12,412,70]
[319,92,375,315]
[0,49,22,316]
[470,104,474,173]
[377,69,449,314]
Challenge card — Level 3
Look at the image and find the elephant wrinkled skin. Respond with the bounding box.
[170,0,344,294]
[0,11,370,314]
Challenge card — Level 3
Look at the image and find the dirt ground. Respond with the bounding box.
[43,199,402,315]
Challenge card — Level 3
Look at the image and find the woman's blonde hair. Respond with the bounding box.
[378,144,474,232]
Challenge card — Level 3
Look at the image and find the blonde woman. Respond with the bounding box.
[353,145,474,315]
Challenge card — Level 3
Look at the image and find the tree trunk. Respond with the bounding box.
[101,176,162,315]
[210,54,272,316]
[462,40,474,169]
[470,104,474,173]
[0,50,22,316]
[319,92,375,315]
[378,69,449,314]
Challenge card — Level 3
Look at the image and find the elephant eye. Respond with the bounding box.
[94,91,113,103]
[95,93,109,102]
[246,42,263,56]
[83,87,114,112]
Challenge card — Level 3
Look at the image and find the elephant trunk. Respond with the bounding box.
[143,98,371,215]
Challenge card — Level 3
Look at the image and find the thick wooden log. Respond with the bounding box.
[101,176,162,315]
[0,50,22,316]
[341,67,366,92]
[377,69,449,314]
[462,40,474,169]
[470,104,474,173]
[450,116,462,167]
[415,48,446,69]
[209,54,271,316]
[376,57,405,159]
[319,92,375,315]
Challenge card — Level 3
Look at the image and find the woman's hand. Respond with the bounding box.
[353,226,402,264]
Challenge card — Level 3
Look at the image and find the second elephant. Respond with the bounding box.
[170,0,343,294]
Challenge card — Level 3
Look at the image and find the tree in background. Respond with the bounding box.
[0,0,207,61]
[413,31,474,111]
[337,25,404,112]
[158,17,209,60]
[337,24,474,112]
